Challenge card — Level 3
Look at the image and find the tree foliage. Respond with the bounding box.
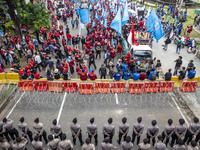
[16,1,51,31]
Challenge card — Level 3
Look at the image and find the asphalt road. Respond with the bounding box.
[1,89,191,150]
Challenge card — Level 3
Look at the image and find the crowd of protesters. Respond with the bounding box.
[0,0,198,83]
[1,116,200,149]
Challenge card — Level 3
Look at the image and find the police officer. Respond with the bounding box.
[18,117,33,142]
[117,117,129,145]
[184,117,200,144]
[87,118,98,146]
[121,136,133,150]
[0,137,12,150]
[12,137,27,150]
[2,118,19,141]
[0,120,10,142]
[47,134,59,150]
[33,118,48,144]
[58,133,74,150]
[146,120,159,146]
[50,119,62,139]
[154,135,166,150]
[103,118,115,144]
[82,138,95,150]
[132,117,144,145]
[70,118,84,146]
[170,118,187,147]
[32,135,44,150]
[101,137,117,150]
[162,119,175,146]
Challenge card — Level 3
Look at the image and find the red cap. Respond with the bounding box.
[89,52,92,55]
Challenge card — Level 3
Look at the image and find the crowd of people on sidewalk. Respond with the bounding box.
[1,116,200,150]
[0,0,198,83]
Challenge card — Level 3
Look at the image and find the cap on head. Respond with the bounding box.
[48,135,53,141]
[125,136,131,143]
[16,137,22,143]
[108,118,113,124]
[137,117,142,123]
[179,118,185,125]
[90,118,94,124]
[194,117,199,123]
[19,117,24,123]
[2,118,7,123]
[73,118,77,124]
[122,117,127,124]
[61,133,67,140]
[85,138,91,144]
[34,135,39,141]
[104,137,110,143]
[52,119,57,125]
[34,118,39,123]
[168,119,173,125]
[152,120,157,126]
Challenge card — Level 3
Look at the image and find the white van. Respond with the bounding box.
[131,45,152,60]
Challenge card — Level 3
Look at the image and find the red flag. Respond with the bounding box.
[128,23,138,46]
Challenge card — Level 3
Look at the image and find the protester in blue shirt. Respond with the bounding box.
[49,44,55,54]
[122,62,128,73]
[123,69,131,80]
[33,38,39,51]
[188,67,196,79]
[178,23,183,35]
[48,57,54,72]
[148,69,157,80]
[113,70,122,81]
[132,70,140,81]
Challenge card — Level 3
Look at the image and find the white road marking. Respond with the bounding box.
[7,92,25,118]
[57,92,67,123]
[171,96,189,126]
[115,93,119,104]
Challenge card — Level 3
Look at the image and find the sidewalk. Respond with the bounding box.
[152,36,200,76]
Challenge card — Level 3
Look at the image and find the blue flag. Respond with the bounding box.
[95,12,98,19]
[92,20,95,27]
[119,0,126,3]
[79,9,89,23]
[122,37,129,54]
[146,9,164,42]
[104,17,107,29]
[98,15,101,21]
[122,0,129,26]
[110,8,122,36]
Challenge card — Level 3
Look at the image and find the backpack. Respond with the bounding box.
[177,40,181,48]
[151,71,156,81]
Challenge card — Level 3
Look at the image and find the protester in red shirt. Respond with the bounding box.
[88,70,97,80]
[34,71,41,79]
[139,70,146,80]
[78,68,88,81]
[69,57,75,74]
[110,48,116,59]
